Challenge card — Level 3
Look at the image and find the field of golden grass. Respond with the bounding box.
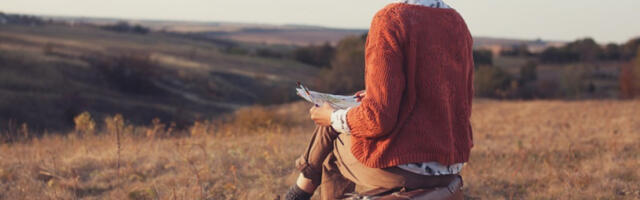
[0,100,638,200]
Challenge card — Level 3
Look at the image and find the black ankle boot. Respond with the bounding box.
[284,185,312,200]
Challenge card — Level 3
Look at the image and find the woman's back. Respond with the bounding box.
[347,3,474,167]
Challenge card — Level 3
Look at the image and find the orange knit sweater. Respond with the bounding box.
[346,3,474,168]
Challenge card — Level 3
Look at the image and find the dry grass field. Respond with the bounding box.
[0,100,638,200]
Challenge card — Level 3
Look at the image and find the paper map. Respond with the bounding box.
[296,82,361,110]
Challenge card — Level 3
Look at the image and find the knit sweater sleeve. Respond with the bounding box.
[346,9,405,139]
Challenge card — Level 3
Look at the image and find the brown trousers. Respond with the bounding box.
[295,126,462,200]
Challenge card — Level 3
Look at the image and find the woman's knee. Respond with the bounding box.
[315,125,340,140]
[295,156,322,185]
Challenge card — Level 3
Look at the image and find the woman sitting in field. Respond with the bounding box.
[284,0,474,199]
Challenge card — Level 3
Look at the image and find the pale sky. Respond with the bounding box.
[2,0,639,43]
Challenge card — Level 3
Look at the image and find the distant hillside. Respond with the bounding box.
[0,22,318,131]
[43,16,367,46]
[42,15,566,48]
[472,36,566,55]
[0,13,590,132]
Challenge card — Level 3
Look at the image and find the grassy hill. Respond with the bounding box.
[0,23,319,131]
[43,16,367,46]
[0,100,638,199]
[46,15,566,48]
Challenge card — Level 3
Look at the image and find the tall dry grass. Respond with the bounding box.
[0,100,638,200]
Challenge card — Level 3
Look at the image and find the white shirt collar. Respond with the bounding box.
[395,0,451,9]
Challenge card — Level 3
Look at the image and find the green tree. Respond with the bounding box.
[519,61,538,84]
[566,38,602,62]
[560,65,591,99]
[634,50,640,92]
[501,44,531,57]
[473,50,493,66]
[540,47,579,63]
[293,42,335,68]
[621,48,640,98]
[601,43,621,60]
[74,112,96,136]
[540,37,603,63]
[622,37,640,60]
[474,66,514,98]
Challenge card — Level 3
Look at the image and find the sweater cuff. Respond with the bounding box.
[331,107,352,134]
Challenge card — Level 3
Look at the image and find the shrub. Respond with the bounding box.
[104,114,126,136]
[567,38,602,62]
[513,61,539,99]
[101,21,149,34]
[473,50,493,66]
[540,38,604,63]
[540,47,580,63]
[318,36,365,94]
[622,37,640,60]
[535,79,561,98]
[474,66,514,98]
[145,118,166,138]
[620,48,640,98]
[88,52,164,95]
[0,13,44,25]
[632,49,640,90]
[500,44,531,57]
[519,61,538,84]
[601,43,622,60]
[560,65,591,99]
[292,42,335,68]
[620,64,634,99]
[74,112,96,136]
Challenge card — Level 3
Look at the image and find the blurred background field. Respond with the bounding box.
[1,8,640,200]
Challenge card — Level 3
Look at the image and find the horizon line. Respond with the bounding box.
[10,10,632,44]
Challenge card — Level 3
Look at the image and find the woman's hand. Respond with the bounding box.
[309,103,335,127]
[354,90,366,102]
